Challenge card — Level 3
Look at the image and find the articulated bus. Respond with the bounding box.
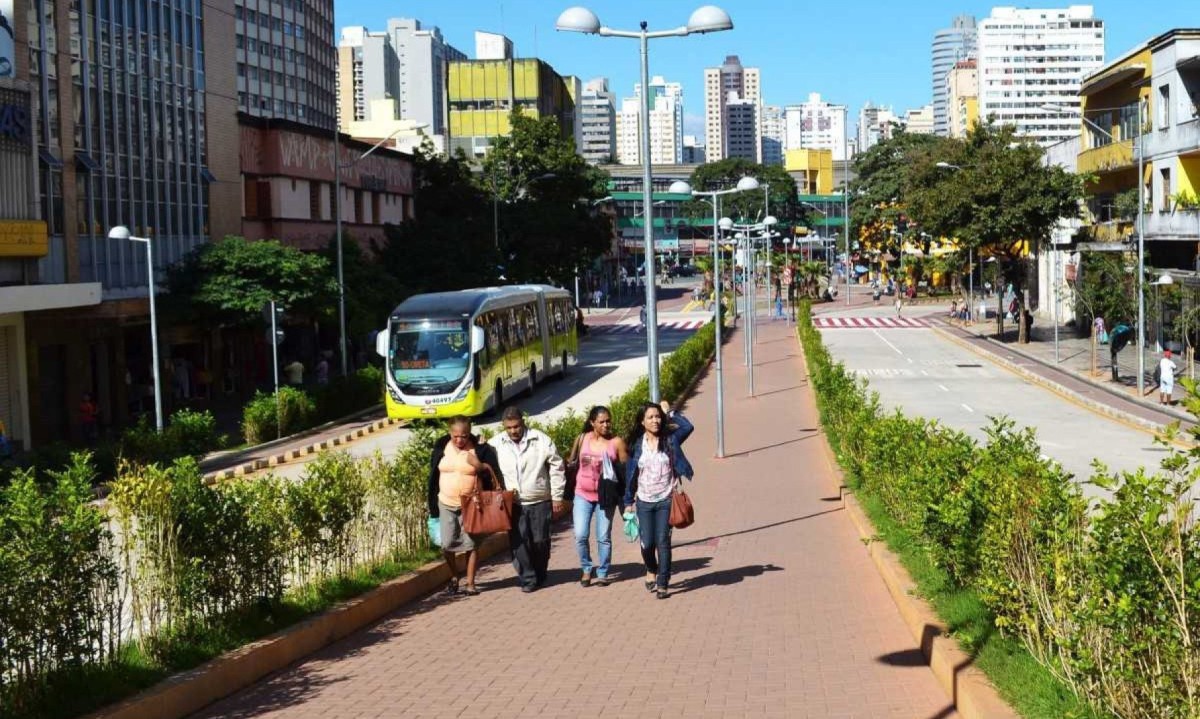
[374,285,578,419]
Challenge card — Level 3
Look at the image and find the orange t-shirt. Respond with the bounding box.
[437,443,479,508]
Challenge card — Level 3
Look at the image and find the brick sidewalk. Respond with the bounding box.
[192,315,956,719]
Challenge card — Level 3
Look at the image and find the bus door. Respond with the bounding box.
[535,294,553,373]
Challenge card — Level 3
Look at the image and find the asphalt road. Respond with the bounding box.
[818,305,1169,498]
[267,312,706,480]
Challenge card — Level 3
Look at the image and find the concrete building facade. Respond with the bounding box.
[616,75,683,165]
[932,15,977,136]
[446,56,574,158]
[235,0,337,131]
[578,77,615,164]
[904,104,936,134]
[977,5,1106,146]
[946,59,979,138]
[761,104,784,166]
[387,19,466,136]
[784,93,849,161]
[857,103,898,153]
[704,55,760,161]
[337,27,398,124]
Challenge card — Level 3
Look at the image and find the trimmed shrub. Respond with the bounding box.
[241,387,316,445]
[313,366,384,423]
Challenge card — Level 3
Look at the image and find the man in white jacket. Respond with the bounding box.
[489,406,566,592]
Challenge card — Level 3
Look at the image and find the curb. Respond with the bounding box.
[201,416,405,484]
[86,533,510,719]
[931,325,1189,442]
[795,327,1019,719]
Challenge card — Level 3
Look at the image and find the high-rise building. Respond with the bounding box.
[578,78,615,164]
[3,0,240,448]
[857,103,899,153]
[236,0,337,130]
[761,105,785,166]
[387,19,467,135]
[724,98,759,162]
[977,5,1106,146]
[783,93,849,161]
[704,55,760,161]
[931,15,977,136]
[904,105,936,134]
[682,136,706,164]
[475,31,513,61]
[338,27,399,123]
[616,76,684,165]
[447,56,575,157]
[946,59,979,138]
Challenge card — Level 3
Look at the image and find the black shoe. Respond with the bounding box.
[443,579,460,596]
[644,579,656,592]
[656,588,669,600]
[521,585,536,593]
[592,576,611,587]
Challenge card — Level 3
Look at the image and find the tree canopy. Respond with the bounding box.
[163,236,337,327]
[680,158,800,226]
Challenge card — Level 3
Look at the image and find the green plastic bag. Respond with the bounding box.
[622,511,639,543]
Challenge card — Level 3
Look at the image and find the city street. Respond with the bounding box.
[818,304,1169,497]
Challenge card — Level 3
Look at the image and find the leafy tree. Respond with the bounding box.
[848,130,950,253]
[163,237,337,326]
[1112,188,1140,222]
[680,158,799,225]
[479,112,611,285]
[377,138,500,294]
[320,236,405,339]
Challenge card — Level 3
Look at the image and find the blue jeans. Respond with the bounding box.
[573,498,614,577]
[637,497,673,589]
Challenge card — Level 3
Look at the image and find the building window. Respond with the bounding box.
[1158,84,1170,129]
[309,181,322,220]
[1160,167,1172,211]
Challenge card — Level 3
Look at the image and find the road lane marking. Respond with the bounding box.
[938,384,949,392]
[961,403,975,413]
[921,370,929,376]
[872,330,904,356]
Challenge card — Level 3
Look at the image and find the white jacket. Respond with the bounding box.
[488,428,566,504]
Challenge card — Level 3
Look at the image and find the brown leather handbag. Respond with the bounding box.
[669,485,694,529]
[460,469,514,535]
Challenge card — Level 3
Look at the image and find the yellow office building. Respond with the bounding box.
[447,58,575,156]
[785,149,834,195]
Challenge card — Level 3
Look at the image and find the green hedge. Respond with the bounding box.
[241,367,383,445]
[797,302,1198,719]
[1,319,718,718]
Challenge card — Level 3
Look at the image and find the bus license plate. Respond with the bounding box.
[421,407,437,415]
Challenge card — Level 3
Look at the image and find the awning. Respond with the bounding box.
[1081,64,1146,96]
[0,283,102,314]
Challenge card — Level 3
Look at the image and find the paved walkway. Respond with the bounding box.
[192,316,956,719]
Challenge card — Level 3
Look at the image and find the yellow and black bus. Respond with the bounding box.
[374,285,578,419]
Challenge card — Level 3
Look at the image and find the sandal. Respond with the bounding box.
[656,588,669,600]
[444,578,460,596]
[644,578,656,592]
[593,576,610,587]
[580,573,591,587]
[461,584,480,596]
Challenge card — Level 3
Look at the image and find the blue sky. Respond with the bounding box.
[334,1,1197,136]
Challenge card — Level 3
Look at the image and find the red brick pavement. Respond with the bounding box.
[192,314,956,719]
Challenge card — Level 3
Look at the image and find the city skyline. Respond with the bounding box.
[334,0,1196,140]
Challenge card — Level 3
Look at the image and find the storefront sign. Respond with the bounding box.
[0,220,49,257]
[0,101,29,143]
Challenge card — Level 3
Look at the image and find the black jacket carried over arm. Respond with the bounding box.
[427,434,504,518]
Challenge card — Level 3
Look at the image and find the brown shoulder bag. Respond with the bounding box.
[460,466,514,535]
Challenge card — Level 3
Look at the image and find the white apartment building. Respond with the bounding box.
[905,104,936,134]
[387,19,467,135]
[704,55,761,161]
[784,93,849,160]
[761,105,785,166]
[338,27,399,123]
[932,15,977,136]
[857,103,899,153]
[616,76,684,165]
[1141,30,1200,251]
[475,31,513,60]
[682,135,706,164]
[977,5,1106,146]
[724,97,760,162]
[579,78,616,164]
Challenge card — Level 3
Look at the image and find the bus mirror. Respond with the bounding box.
[375,328,388,357]
[471,325,486,353]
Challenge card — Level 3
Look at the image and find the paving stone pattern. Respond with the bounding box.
[194,315,956,719]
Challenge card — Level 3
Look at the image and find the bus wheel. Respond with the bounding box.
[494,379,504,410]
[528,364,537,395]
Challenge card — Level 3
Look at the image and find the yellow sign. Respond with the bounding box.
[0,220,49,257]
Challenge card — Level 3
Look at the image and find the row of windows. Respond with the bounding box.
[234,7,308,39]
[478,303,540,364]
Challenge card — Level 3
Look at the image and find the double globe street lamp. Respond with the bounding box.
[557,4,734,402]
[669,176,759,457]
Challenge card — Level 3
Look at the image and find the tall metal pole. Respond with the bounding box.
[844,124,851,305]
[749,231,755,397]
[143,238,164,432]
[1136,119,1146,397]
[764,184,771,317]
[639,25,661,402]
[270,300,281,439]
[969,246,974,323]
[333,128,348,377]
[713,196,725,458]
[1053,247,1060,363]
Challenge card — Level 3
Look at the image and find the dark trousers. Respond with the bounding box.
[637,497,673,589]
[510,500,552,588]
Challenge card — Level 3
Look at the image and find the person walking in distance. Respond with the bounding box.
[623,400,694,599]
[638,304,648,333]
[567,406,629,587]
[489,407,566,592]
[1159,349,1178,405]
[428,416,503,596]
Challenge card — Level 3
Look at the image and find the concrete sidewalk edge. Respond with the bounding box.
[797,330,1019,719]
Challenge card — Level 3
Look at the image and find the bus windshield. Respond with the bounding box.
[388,319,471,391]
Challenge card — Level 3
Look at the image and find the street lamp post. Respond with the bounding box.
[843,121,851,305]
[669,177,758,458]
[1042,101,1147,393]
[557,5,734,402]
[109,225,163,432]
[333,123,426,377]
[722,218,777,397]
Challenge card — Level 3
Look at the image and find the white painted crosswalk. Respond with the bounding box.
[590,319,708,335]
[812,316,930,329]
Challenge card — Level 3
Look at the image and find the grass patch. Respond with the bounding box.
[852,471,1106,718]
[9,548,440,719]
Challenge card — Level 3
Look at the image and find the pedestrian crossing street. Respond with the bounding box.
[813,316,931,329]
[589,319,708,334]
